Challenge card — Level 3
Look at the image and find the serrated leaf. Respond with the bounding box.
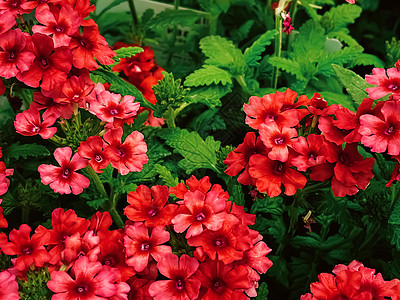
[244,29,277,67]
[328,28,360,47]
[299,0,322,21]
[317,46,364,76]
[321,4,362,33]
[4,143,50,160]
[269,56,304,80]
[291,234,321,248]
[184,65,233,87]
[187,85,231,108]
[147,9,203,31]
[158,128,221,174]
[250,197,284,215]
[231,20,254,43]
[199,35,246,73]
[255,282,269,299]
[292,20,326,59]
[319,91,355,111]
[389,197,400,225]
[86,197,108,209]
[154,164,179,187]
[114,47,144,59]
[123,110,149,139]
[91,68,155,110]
[353,53,385,68]
[229,184,245,206]
[332,64,371,106]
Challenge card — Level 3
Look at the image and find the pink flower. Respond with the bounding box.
[33,4,82,48]
[291,134,327,172]
[0,29,35,79]
[172,190,227,238]
[124,222,171,272]
[0,10,15,35]
[78,136,111,173]
[365,67,400,100]
[30,90,74,119]
[38,147,90,194]
[47,256,128,299]
[149,254,201,300]
[103,127,148,175]
[56,75,95,107]
[282,12,294,35]
[14,108,57,139]
[0,271,19,300]
[359,100,400,156]
[346,0,355,3]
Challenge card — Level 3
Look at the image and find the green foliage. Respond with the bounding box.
[332,64,371,106]
[18,267,52,300]
[114,46,144,59]
[184,65,233,86]
[386,37,400,67]
[255,282,269,299]
[189,108,226,138]
[147,9,203,31]
[154,164,180,187]
[158,128,221,174]
[3,142,50,161]
[186,85,231,108]
[244,29,277,67]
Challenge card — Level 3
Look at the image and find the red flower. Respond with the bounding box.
[243,89,301,130]
[149,254,201,300]
[359,100,400,156]
[171,190,227,238]
[88,87,140,127]
[0,10,15,35]
[0,206,7,228]
[223,132,268,185]
[291,134,327,172]
[0,157,14,196]
[35,208,90,265]
[17,33,73,90]
[0,271,19,300]
[38,147,90,195]
[282,12,294,35]
[33,4,82,48]
[47,256,129,299]
[386,155,400,187]
[124,222,171,272]
[30,90,74,119]
[241,241,273,275]
[125,185,177,227]
[248,154,307,197]
[259,122,298,162]
[89,211,113,234]
[194,260,252,300]
[61,230,100,266]
[0,0,29,16]
[78,136,111,173]
[365,67,400,100]
[0,78,5,96]
[0,29,35,79]
[57,74,95,107]
[69,20,115,70]
[0,224,51,271]
[14,108,57,139]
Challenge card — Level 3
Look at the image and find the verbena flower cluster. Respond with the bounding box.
[224,70,400,197]
[0,176,272,299]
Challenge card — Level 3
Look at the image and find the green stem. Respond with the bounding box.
[85,166,108,199]
[289,0,298,26]
[235,75,251,96]
[128,0,139,29]
[272,12,283,89]
[48,134,67,147]
[109,206,124,228]
[209,14,219,36]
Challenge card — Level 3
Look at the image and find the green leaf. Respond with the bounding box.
[328,28,360,47]
[190,108,226,138]
[332,64,372,106]
[317,46,364,76]
[250,197,284,215]
[123,110,149,139]
[231,20,254,43]
[147,9,203,31]
[229,184,245,207]
[291,234,321,248]
[184,65,233,87]
[299,0,322,21]
[158,128,221,174]
[319,91,355,111]
[91,68,155,110]
[154,164,179,187]
[292,20,326,59]
[321,4,362,33]
[96,0,127,18]
[268,255,289,287]
[244,29,277,67]
[4,143,50,160]
[186,85,231,108]
[114,46,144,59]
[199,35,246,73]
[255,282,269,299]
[389,197,400,226]
[269,56,304,80]
[86,197,108,209]
[353,53,385,68]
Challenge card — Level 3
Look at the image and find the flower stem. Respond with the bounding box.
[272,12,283,89]
[85,166,108,199]
[128,0,139,29]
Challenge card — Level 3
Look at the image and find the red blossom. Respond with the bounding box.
[0,206,7,228]
[0,29,35,79]
[61,230,100,266]
[0,10,15,34]
[124,222,171,272]
[30,89,74,119]
[149,254,201,300]
[365,67,400,100]
[0,224,51,271]
[103,127,148,175]
[125,185,177,227]
[38,147,90,195]
[291,134,327,172]
[89,211,113,234]
[0,0,29,16]
[0,271,19,300]
[14,107,57,139]
[0,78,5,95]
[282,12,294,35]
[78,136,111,173]
[56,74,95,107]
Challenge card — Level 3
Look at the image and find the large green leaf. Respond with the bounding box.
[184,65,233,87]
[158,128,221,174]
[4,143,50,160]
[243,29,277,67]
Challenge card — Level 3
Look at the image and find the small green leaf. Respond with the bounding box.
[187,85,231,108]
[96,0,127,18]
[4,143,50,160]
[200,35,246,73]
[244,29,277,67]
[269,56,304,80]
[255,282,269,299]
[114,46,144,59]
[332,64,372,106]
[321,4,362,33]
[86,197,108,209]
[184,65,233,87]
[154,164,179,187]
[92,68,155,110]
[147,9,203,31]
[158,128,221,174]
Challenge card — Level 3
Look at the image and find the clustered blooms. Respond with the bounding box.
[0,176,273,299]
[0,147,13,228]
[224,65,400,197]
[301,260,400,299]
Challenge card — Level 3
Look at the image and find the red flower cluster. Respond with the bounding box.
[0,147,13,228]
[301,260,400,299]
[0,176,272,299]
[113,42,165,126]
[223,84,400,197]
